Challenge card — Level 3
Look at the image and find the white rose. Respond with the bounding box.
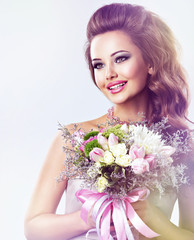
[110,143,127,157]
[115,155,131,167]
[95,161,102,168]
[96,176,109,193]
[100,150,115,165]
[94,161,102,174]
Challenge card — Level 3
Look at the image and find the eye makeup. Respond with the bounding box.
[92,50,131,69]
[92,62,104,69]
[114,54,130,63]
[113,50,131,63]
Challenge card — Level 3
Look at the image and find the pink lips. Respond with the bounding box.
[106,80,128,94]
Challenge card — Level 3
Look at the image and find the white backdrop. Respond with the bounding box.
[0,0,193,239]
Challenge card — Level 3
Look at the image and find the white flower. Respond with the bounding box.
[87,166,99,178]
[95,161,102,168]
[96,176,109,193]
[110,143,127,157]
[108,133,119,148]
[129,125,164,154]
[159,146,176,157]
[115,155,131,167]
[120,123,129,133]
[131,158,150,174]
[128,125,136,132]
[100,150,115,165]
[97,133,109,150]
[167,157,173,163]
[89,147,104,162]
[94,161,102,174]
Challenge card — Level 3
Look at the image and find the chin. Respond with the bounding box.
[108,96,132,105]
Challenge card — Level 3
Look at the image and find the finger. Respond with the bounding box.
[110,225,115,232]
[131,200,146,210]
[128,219,133,226]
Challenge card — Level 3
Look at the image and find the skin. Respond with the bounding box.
[24,30,194,240]
[90,30,153,122]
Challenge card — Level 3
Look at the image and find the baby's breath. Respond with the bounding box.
[58,116,191,197]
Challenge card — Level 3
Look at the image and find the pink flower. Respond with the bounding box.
[97,133,108,150]
[131,158,150,174]
[89,147,104,162]
[129,145,145,160]
[99,128,105,133]
[79,136,97,152]
[79,145,85,152]
[145,154,156,169]
[108,133,118,148]
[159,146,175,157]
[71,130,85,145]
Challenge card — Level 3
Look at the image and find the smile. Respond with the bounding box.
[107,81,128,94]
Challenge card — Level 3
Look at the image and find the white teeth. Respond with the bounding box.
[109,83,126,90]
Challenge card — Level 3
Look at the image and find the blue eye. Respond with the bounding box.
[93,63,104,69]
[115,56,129,63]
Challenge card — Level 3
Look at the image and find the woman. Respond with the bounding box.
[24,3,194,240]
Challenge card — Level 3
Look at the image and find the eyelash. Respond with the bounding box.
[115,56,130,63]
[93,63,105,69]
[93,55,130,69]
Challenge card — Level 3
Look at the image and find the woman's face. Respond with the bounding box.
[90,30,151,105]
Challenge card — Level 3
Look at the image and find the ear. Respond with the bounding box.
[148,66,153,75]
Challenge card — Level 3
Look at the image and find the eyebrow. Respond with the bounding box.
[91,50,130,62]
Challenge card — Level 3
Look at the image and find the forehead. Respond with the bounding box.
[90,30,138,58]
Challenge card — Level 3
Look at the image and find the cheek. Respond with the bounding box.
[120,58,148,78]
[117,62,138,79]
[121,68,133,78]
[119,62,141,78]
[124,64,148,85]
[94,71,104,89]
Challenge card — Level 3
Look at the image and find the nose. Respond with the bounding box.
[105,64,118,80]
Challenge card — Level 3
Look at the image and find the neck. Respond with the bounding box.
[113,92,150,122]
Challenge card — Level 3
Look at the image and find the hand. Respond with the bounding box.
[87,205,116,232]
[131,199,153,224]
[130,199,169,234]
[86,203,96,228]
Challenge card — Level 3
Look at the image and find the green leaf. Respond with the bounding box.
[83,131,99,141]
[102,124,126,141]
[84,139,102,157]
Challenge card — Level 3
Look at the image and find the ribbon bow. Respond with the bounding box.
[76,188,159,240]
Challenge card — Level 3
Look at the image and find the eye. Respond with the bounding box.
[93,62,105,69]
[115,56,129,63]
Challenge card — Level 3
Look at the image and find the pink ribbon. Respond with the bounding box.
[75,188,160,240]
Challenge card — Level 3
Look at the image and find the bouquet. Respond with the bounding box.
[59,120,189,240]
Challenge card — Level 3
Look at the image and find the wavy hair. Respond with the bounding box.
[85,3,191,130]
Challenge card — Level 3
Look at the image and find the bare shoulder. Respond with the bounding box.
[25,114,107,220]
[52,114,106,165]
[63,114,107,133]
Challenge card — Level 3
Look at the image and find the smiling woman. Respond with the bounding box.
[90,30,152,117]
[24,3,194,240]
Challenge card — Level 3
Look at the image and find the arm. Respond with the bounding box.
[177,182,194,239]
[131,151,194,240]
[130,197,194,240]
[24,131,91,240]
[177,153,194,240]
